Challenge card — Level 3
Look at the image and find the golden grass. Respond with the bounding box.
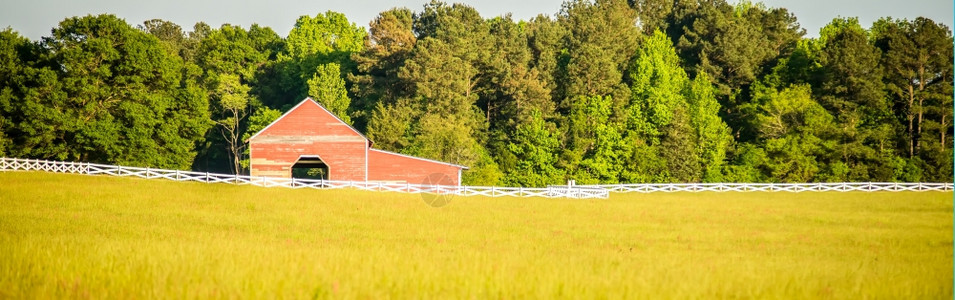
[0,171,951,299]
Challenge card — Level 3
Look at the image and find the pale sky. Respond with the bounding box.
[1,0,952,41]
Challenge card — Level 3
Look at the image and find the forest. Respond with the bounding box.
[0,0,952,186]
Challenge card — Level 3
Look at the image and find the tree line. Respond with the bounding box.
[0,0,951,185]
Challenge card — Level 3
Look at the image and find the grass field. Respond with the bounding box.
[0,171,952,298]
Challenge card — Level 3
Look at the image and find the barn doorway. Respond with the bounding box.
[291,155,329,180]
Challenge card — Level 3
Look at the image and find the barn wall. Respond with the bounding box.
[367,149,462,185]
[249,100,367,180]
[249,140,366,180]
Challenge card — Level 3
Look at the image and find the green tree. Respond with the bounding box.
[0,29,34,156]
[558,0,640,106]
[626,31,731,182]
[553,0,642,183]
[666,0,803,136]
[139,19,204,62]
[407,1,492,119]
[525,15,568,102]
[686,73,732,181]
[812,18,892,181]
[376,2,502,184]
[0,28,66,160]
[282,11,366,107]
[34,14,210,168]
[366,99,419,152]
[562,95,630,183]
[873,17,953,181]
[503,110,564,187]
[628,30,689,140]
[192,23,282,173]
[348,8,418,130]
[196,24,279,80]
[212,74,253,174]
[307,62,351,124]
[399,38,479,117]
[815,19,886,121]
[484,16,555,128]
[659,105,700,181]
[480,16,557,181]
[668,0,803,95]
[744,83,836,182]
[630,0,673,34]
[723,143,770,182]
[286,11,365,65]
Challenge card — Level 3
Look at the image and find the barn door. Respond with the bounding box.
[290,155,329,180]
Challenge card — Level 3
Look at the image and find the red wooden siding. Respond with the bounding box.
[367,149,462,185]
[250,141,366,180]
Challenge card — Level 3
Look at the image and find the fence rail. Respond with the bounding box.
[574,182,953,193]
[2,157,951,197]
[0,157,609,199]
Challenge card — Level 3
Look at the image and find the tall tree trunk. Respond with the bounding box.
[219,108,244,175]
[907,85,915,157]
[231,114,242,175]
[916,67,925,155]
[916,100,923,155]
[231,141,241,175]
[941,114,948,149]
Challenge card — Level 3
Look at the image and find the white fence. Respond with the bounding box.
[575,182,952,193]
[0,157,609,199]
[2,157,951,198]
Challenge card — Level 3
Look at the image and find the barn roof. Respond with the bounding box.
[245,98,370,144]
[369,148,469,169]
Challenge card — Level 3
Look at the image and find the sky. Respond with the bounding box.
[1,0,952,41]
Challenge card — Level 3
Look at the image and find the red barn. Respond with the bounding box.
[247,98,466,185]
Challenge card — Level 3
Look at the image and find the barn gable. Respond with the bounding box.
[247,98,368,145]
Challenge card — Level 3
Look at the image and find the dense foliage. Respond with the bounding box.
[1,0,952,184]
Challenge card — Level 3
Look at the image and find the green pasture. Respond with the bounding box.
[0,171,951,298]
